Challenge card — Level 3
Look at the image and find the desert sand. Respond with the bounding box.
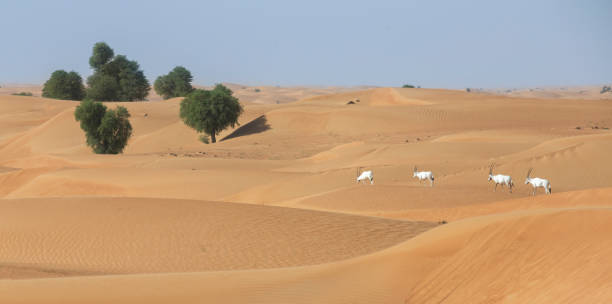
[477,85,612,100]
[0,86,611,303]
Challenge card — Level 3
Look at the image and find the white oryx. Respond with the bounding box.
[356,167,374,184]
[413,166,434,187]
[524,168,551,195]
[487,163,514,193]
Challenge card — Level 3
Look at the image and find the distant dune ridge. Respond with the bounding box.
[1,84,612,303]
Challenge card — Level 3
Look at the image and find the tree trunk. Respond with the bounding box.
[211,132,216,143]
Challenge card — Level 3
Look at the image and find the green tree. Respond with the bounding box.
[402,84,415,88]
[86,42,150,101]
[180,84,243,143]
[154,66,194,99]
[74,100,132,154]
[89,42,114,70]
[42,70,86,100]
[86,73,120,101]
[96,106,132,154]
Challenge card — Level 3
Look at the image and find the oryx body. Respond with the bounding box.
[356,167,374,184]
[488,164,513,193]
[524,168,551,195]
[413,166,434,187]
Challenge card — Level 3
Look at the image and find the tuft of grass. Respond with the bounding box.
[199,135,210,144]
[402,84,415,88]
[254,88,261,93]
[12,92,33,96]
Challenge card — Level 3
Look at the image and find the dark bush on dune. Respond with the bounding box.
[42,70,85,100]
[74,100,132,154]
[86,42,150,101]
[86,73,121,101]
[154,66,194,99]
[12,92,33,96]
[180,84,243,143]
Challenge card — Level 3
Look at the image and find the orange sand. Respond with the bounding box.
[0,85,611,303]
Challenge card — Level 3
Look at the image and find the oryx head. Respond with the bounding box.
[413,166,418,177]
[488,163,494,181]
[524,168,533,184]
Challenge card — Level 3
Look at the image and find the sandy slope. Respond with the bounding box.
[0,86,611,302]
[0,197,435,277]
[0,83,368,103]
[479,85,612,100]
[0,206,610,304]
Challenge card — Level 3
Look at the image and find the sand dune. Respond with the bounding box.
[0,206,609,303]
[0,197,435,277]
[0,86,611,302]
[480,85,612,100]
[0,83,367,104]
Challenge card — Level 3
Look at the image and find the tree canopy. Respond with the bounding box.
[89,42,114,70]
[154,66,194,99]
[180,84,243,143]
[42,70,86,100]
[74,100,132,154]
[86,42,150,101]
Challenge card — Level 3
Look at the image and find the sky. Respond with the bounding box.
[0,0,610,88]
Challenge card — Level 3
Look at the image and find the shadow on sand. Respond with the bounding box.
[221,115,271,141]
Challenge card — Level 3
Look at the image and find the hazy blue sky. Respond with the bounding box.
[1,0,610,88]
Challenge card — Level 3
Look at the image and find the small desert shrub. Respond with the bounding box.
[42,70,85,100]
[402,84,415,88]
[466,88,471,92]
[180,84,243,143]
[601,85,611,94]
[154,66,194,99]
[199,135,210,144]
[74,100,132,154]
[12,92,33,96]
[254,88,261,92]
